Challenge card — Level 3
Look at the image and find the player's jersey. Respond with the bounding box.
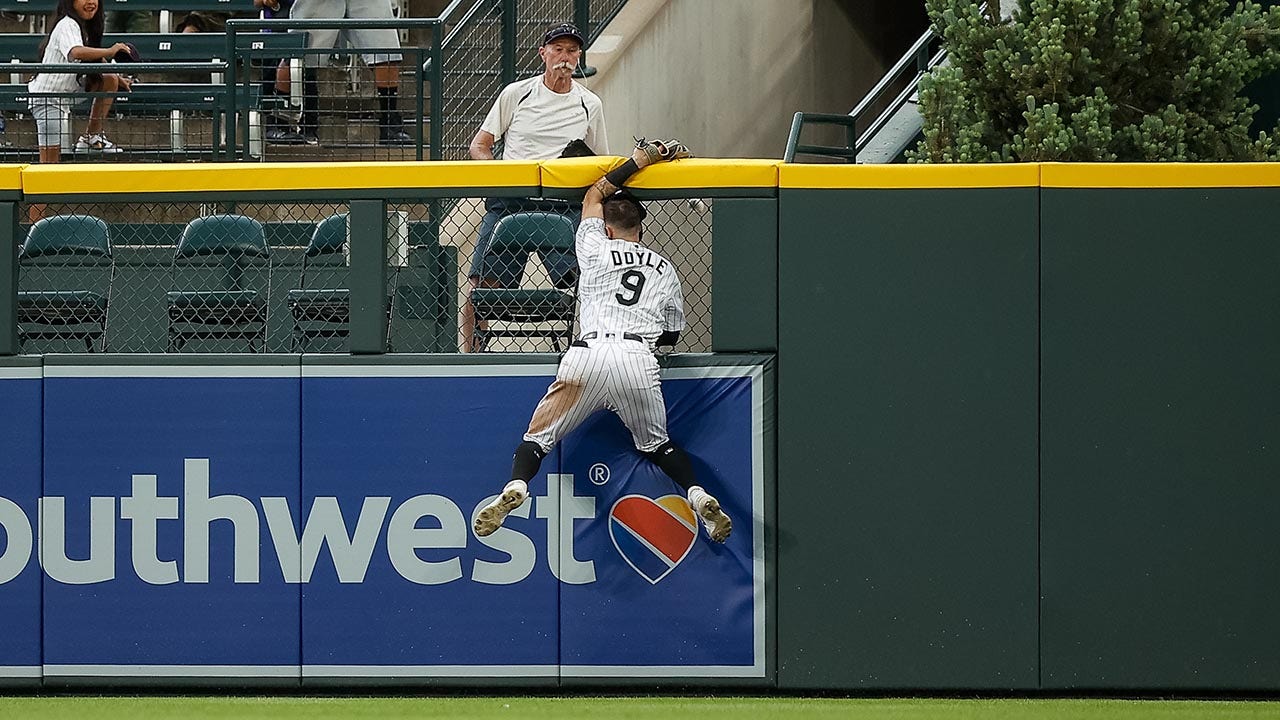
[575,217,684,344]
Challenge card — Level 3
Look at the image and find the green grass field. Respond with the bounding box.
[1,697,1279,720]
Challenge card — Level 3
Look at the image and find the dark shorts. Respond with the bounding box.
[469,197,581,288]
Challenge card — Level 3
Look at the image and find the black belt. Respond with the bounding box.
[573,331,643,347]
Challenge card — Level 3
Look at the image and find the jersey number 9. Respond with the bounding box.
[615,269,646,306]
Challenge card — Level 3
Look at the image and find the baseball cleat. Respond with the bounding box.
[695,494,732,543]
[473,482,528,537]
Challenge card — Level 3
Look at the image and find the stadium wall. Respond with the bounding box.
[1,161,1278,692]
[584,0,926,159]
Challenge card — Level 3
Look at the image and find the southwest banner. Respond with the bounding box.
[0,357,769,683]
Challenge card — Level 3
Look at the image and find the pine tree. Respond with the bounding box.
[912,0,1280,162]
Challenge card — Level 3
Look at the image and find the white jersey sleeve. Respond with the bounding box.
[662,269,686,333]
[575,216,608,266]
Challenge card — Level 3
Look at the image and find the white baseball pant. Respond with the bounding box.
[524,334,668,453]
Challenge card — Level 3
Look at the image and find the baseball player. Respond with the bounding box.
[474,138,733,544]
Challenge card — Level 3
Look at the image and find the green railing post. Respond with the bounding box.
[573,0,596,78]
[0,202,16,355]
[225,26,238,160]
[415,46,425,162]
[430,21,443,161]
[501,0,516,85]
[574,0,590,42]
[349,199,388,354]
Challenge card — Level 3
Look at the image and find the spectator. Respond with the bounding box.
[175,11,212,33]
[253,0,307,144]
[462,22,607,352]
[29,0,133,161]
[288,0,412,146]
[105,5,150,36]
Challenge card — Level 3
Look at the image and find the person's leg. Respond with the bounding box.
[32,103,63,163]
[474,346,605,536]
[348,0,409,145]
[84,74,118,136]
[300,67,320,144]
[614,347,733,542]
[463,198,517,351]
[371,62,411,145]
[264,58,305,144]
[538,200,581,289]
[30,104,61,221]
[287,0,342,145]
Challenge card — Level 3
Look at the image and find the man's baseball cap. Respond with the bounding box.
[541,22,584,47]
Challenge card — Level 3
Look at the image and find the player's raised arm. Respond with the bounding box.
[584,138,692,219]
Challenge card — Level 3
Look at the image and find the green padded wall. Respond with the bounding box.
[776,187,1039,689]
[712,198,778,352]
[1040,187,1280,690]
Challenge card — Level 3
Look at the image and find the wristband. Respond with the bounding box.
[604,158,640,189]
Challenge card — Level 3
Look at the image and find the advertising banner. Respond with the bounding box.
[40,363,302,680]
[299,362,766,681]
[0,365,41,683]
[3,358,767,683]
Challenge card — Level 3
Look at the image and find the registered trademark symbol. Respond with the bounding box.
[589,463,611,485]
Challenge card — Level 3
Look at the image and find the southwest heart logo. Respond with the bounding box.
[608,494,698,584]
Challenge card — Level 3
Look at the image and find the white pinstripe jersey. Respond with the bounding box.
[575,217,685,344]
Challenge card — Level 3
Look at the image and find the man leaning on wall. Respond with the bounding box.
[462,22,607,352]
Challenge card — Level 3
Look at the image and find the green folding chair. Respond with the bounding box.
[166,214,271,352]
[17,214,114,353]
[470,211,577,352]
[285,212,397,352]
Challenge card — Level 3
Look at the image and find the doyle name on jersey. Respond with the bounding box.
[610,248,669,275]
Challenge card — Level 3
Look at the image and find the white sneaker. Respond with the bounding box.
[473,480,528,537]
[689,487,732,543]
[75,133,122,153]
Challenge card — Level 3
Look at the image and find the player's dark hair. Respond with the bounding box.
[602,191,646,233]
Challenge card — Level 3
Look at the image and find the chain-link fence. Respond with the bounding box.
[14,193,712,354]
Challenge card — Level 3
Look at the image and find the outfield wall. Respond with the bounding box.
[1,161,1278,691]
[0,354,775,688]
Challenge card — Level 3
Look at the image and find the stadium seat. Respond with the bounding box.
[470,211,577,352]
[17,214,114,352]
[166,214,270,352]
[285,212,398,352]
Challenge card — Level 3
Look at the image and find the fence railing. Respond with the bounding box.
[783,4,958,163]
[0,0,627,162]
[2,62,231,161]
[4,159,735,355]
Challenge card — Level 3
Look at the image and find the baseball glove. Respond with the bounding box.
[635,136,692,163]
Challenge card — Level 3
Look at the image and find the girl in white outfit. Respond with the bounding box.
[28,0,133,162]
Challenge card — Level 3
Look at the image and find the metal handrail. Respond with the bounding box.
[848,26,937,123]
[856,45,946,152]
[12,61,227,73]
[784,3,984,163]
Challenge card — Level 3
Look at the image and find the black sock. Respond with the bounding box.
[643,441,697,492]
[511,441,546,483]
[377,86,401,129]
[301,71,319,133]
